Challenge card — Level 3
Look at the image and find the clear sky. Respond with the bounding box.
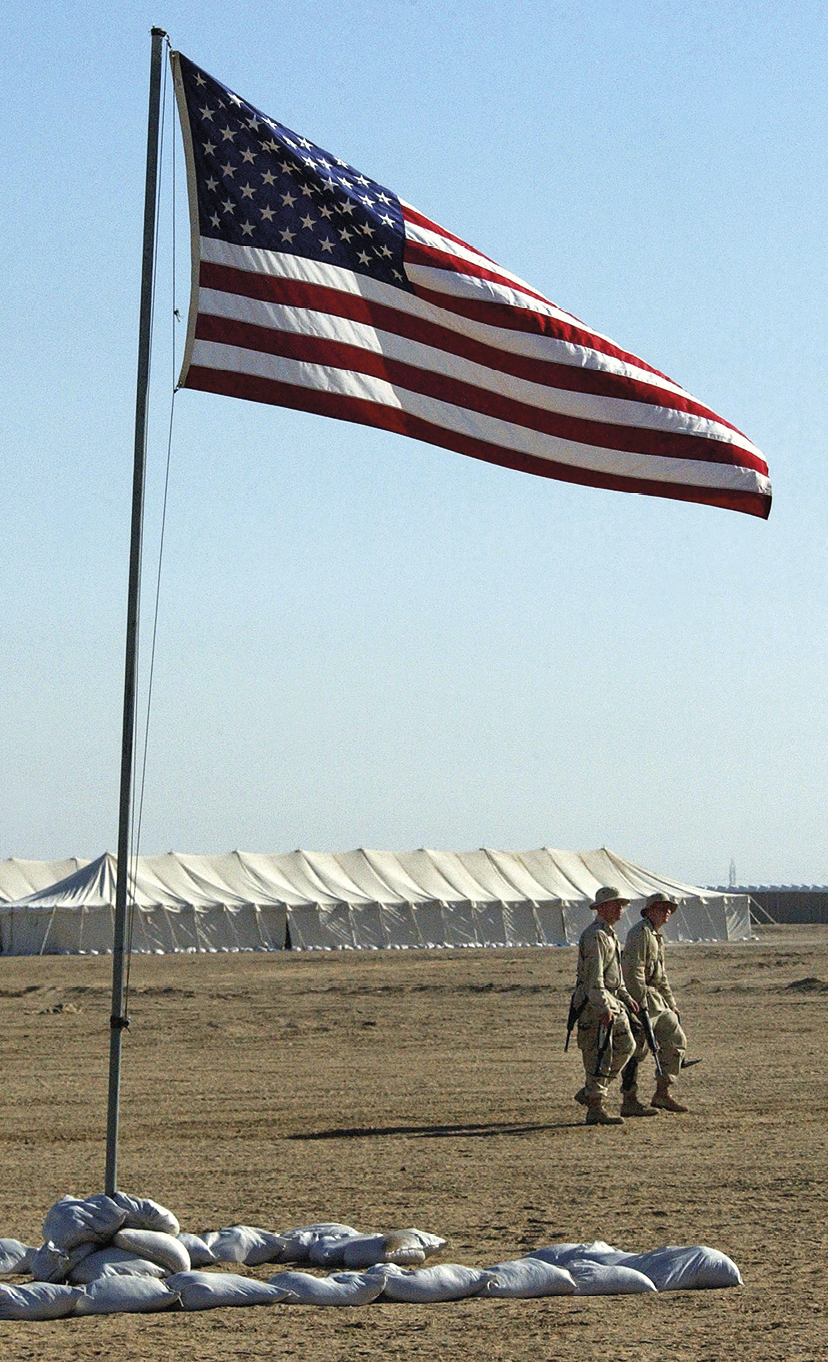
[2,0,826,886]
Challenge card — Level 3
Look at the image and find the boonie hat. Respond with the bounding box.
[591,886,631,909]
[643,892,679,915]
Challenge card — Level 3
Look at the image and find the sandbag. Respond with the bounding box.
[374,1262,494,1303]
[110,1193,180,1238]
[342,1229,447,1269]
[529,1241,628,1267]
[566,1260,657,1295]
[30,1239,97,1284]
[68,1248,167,1284]
[273,1224,360,1265]
[623,1246,742,1291]
[268,1269,386,1306]
[479,1257,578,1298]
[113,1229,190,1274]
[0,1239,35,1276]
[42,1195,126,1251]
[201,1226,289,1266]
[177,1232,218,1268]
[166,1270,292,1310]
[0,1282,83,1320]
[73,1275,180,1314]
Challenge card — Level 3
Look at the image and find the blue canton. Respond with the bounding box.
[177,54,412,294]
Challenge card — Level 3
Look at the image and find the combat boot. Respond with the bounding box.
[585,1096,624,1125]
[620,1086,659,1117]
[651,1077,689,1113]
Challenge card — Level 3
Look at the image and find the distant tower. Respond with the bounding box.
[728,858,737,889]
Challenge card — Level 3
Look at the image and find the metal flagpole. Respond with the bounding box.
[105,26,167,1196]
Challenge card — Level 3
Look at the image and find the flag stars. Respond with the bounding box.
[300,183,314,198]
[209,212,220,227]
[240,220,255,235]
[280,191,296,207]
[205,176,218,192]
[261,205,275,220]
[357,250,371,265]
[199,106,214,121]
[280,227,296,243]
[220,125,237,141]
[240,148,256,164]
[300,213,316,229]
[319,237,335,253]
[221,161,236,178]
[262,170,277,185]
[240,182,256,199]
[221,198,235,214]
[318,205,334,219]
[203,140,216,156]
[194,72,206,86]
[339,227,353,242]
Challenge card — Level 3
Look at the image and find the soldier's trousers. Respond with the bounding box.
[577,1007,635,1098]
[630,1007,686,1083]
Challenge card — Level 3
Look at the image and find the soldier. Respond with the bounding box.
[621,892,689,1113]
[571,886,639,1125]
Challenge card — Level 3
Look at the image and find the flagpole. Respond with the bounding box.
[105,25,167,1197]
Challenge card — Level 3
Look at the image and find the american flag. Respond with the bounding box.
[172,53,771,518]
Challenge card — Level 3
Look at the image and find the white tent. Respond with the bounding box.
[0,847,749,955]
[0,857,89,903]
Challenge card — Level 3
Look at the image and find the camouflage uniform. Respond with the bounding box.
[573,916,636,1099]
[621,916,686,1083]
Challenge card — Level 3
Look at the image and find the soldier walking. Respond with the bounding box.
[621,892,689,1113]
[571,887,639,1125]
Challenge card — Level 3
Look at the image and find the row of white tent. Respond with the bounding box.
[0,847,750,955]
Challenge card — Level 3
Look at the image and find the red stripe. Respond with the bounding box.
[409,279,689,391]
[199,262,752,441]
[404,236,555,310]
[193,311,767,474]
[401,203,500,264]
[183,364,771,519]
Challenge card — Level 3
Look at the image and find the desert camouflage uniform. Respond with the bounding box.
[621,916,686,1082]
[573,917,636,1098]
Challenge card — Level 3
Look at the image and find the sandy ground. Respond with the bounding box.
[0,923,826,1361]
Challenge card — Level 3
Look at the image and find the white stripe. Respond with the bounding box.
[199,286,757,452]
[189,337,771,497]
[199,240,759,450]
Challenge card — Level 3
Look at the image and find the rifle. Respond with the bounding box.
[564,992,587,1051]
[637,1006,664,1078]
[592,1016,613,1079]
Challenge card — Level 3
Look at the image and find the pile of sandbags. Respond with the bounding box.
[0,1194,742,1319]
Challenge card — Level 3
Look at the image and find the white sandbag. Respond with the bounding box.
[529,1240,628,1267]
[268,1269,386,1306]
[201,1225,289,1266]
[566,1260,657,1295]
[479,1257,578,1298]
[623,1246,742,1291]
[343,1229,447,1269]
[74,1275,180,1314]
[0,1239,35,1275]
[68,1248,167,1284]
[374,1262,494,1303]
[0,1281,84,1320]
[273,1224,360,1265]
[42,1195,126,1251]
[110,1193,180,1238]
[113,1229,190,1274]
[30,1239,97,1284]
[166,1270,292,1310]
[178,1232,218,1268]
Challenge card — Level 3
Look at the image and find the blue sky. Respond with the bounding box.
[2,0,826,885]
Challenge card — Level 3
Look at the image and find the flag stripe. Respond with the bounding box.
[187,337,771,501]
[199,253,763,459]
[184,359,770,516]
[193,304,768,472]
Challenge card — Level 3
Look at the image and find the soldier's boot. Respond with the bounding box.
[585,1095,624,1125]
[651,1077,689,1113]
[573,1087,589,1107]
[620,1086,659,1117]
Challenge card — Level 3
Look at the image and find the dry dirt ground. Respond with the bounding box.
[0,924,826,1362]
